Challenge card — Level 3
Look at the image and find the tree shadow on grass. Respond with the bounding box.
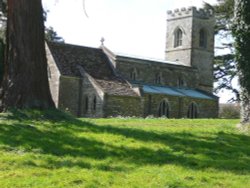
[0,110,250,174]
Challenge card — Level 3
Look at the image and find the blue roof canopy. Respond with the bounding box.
[142,85,216,100]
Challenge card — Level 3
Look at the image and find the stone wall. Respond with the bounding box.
[58,76,81,116]
[58,75,218,118]
[165,16,193,66]
[115,58,198,89]
[182,97,218,118]
[165,7,215,93]
[58,75,105,118]
[192,50,214,92]
[46,44,60,107]
[143,93,218,118]
[192,13,215,93]
[143,94,180,118]
[103,95,143,117]
[80,75,105,118]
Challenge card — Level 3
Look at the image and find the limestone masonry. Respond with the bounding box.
[46,6,219,118]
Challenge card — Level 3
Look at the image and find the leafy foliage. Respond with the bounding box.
[43,10,64,43]
[232,0,250,123]
[233,0,250,92]
[0,0,7,16]
[213,0,239,102]
[214,53,239,101]
[219,103,240,118]
[45,26,64,43]
[214,0,234,34]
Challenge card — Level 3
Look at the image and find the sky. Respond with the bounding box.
[42,0,236,103]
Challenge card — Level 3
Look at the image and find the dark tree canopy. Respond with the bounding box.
[212,0,239,102]
[233,0,250,91]
[45,26,64,43]
[232,0,250,124]
[214,0,234,34]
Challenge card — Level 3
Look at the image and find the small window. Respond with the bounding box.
[174,28,183,47]
[130,68,137,81]
[155,73,162,84]
[93,96,97,111]
[178,77,185,87]
[187,102,198,119]
[85,96,89,112]
[199,29,207,48]
[158,100,170,118]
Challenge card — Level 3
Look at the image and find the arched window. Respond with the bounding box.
[155,73,162,84]
[130,68,137,81]
[187,102,198,119]
[174,28,183,47]
[93,96,97,111]
[199,29,207,48]
[178,76,186,87]
[84,96,89,112]
[158,100,170,118]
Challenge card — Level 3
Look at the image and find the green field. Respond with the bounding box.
[0,110,249,188]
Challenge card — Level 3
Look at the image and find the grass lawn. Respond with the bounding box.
[0,110,249,188]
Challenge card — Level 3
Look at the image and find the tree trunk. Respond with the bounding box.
[1,0,55,110]
[240,89,250,124]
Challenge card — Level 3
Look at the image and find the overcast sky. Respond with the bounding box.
[42,0,236,103]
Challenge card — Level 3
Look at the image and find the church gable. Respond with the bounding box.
[47,42,114,78]
[47,42,138,97]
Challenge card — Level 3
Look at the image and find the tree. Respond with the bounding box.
[0,0,54,110]
[43,10,64,43]
[212,0,240,102]
[0,2,63,86]
[45,26,64,43]
[0,0,7,83]
[232,0,250,125]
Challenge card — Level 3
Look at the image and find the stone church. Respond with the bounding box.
[46,7,219,118]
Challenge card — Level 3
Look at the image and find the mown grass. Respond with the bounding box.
[0,110,249,188]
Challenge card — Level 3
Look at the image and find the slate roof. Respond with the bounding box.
[142,84,217,100]
[115,52,188,66]
[47,42,138,97]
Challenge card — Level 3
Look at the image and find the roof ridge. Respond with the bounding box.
[47,41,100,51]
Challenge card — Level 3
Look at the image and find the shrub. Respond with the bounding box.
[219,103,240,119]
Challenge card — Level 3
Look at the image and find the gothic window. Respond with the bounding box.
[158,100,170,118]
[93,96,97,111]
[187,102,198,119]
[84,96,89,112]
[155,73,162,84]
[130,68,137,81]
[174,28,183,47]
[148,95,152,114]
[178,77,185,87]
[199,29,207,48]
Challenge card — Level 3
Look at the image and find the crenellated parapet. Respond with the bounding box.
[167,6,214,20]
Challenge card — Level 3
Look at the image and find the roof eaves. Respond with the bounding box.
[142,84,217,100]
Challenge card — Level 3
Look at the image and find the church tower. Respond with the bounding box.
[165,7,215,92]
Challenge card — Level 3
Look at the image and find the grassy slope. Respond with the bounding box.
[0,111,249,188]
